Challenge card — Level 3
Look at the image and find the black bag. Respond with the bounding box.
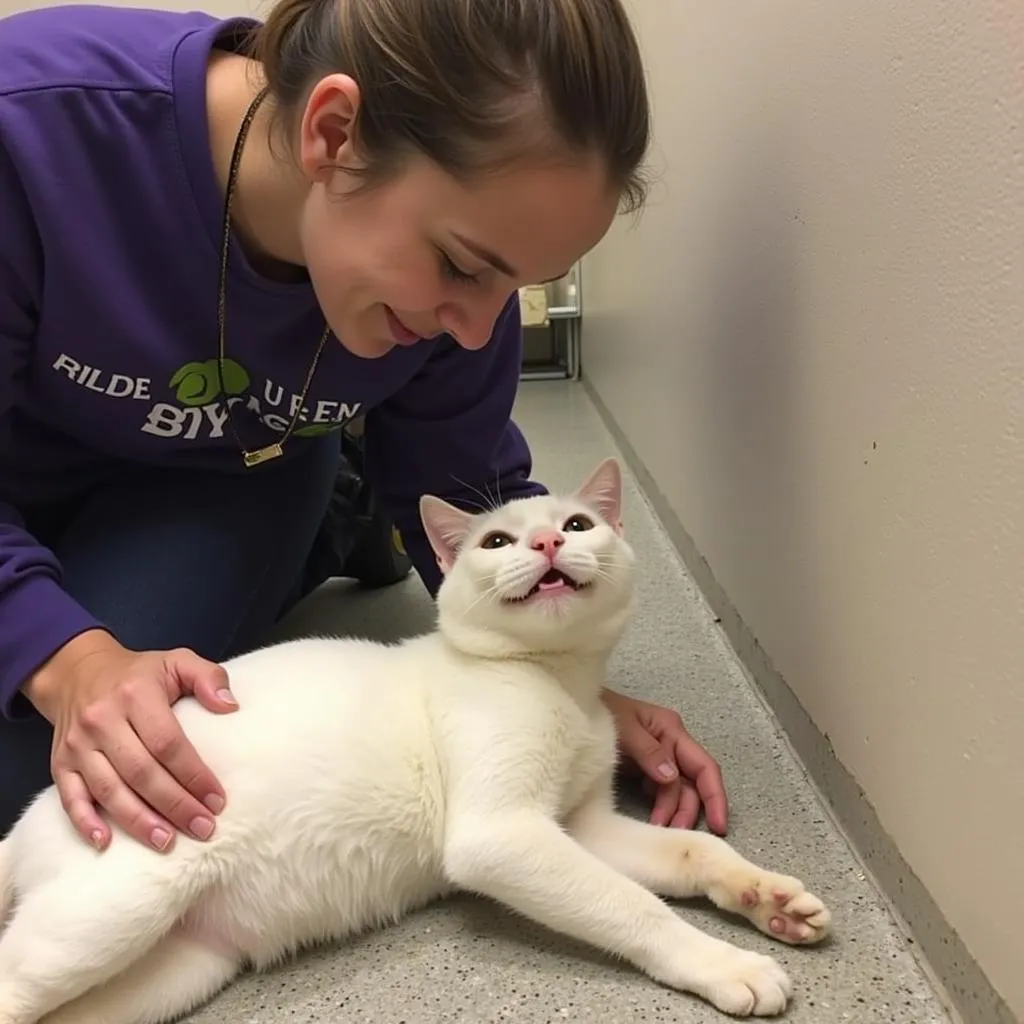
[300,427,413,594]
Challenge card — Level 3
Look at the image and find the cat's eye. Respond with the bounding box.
[480,530,515,550]
[563,514,595,532]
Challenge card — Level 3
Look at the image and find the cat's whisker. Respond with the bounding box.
[463,580,503,615]
[450,474,499,513]
[451,495,492,515]
[594,555,631,569]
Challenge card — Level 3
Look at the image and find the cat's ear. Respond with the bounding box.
[419,495,475,574]
[576,457,624,534]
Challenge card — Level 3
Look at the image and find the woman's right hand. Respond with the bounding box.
[22,629,238,853]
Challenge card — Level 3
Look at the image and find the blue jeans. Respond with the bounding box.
[0,434,342,834]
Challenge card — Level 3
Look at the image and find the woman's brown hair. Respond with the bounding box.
[248,0,651,212]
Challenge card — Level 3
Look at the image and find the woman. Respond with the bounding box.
[0,0,727,852]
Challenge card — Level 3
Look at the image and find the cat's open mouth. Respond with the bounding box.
[505,568,590,603]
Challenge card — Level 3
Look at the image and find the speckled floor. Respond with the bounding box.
[185,381,953,1024]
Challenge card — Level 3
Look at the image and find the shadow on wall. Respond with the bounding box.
[685,86,831,709]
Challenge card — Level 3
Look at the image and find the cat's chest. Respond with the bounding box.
[442,681,618,817]
[555,705,619,816]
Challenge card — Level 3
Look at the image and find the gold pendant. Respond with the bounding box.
[242,443,284,468]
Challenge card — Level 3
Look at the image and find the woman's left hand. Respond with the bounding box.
[602,689,729,835]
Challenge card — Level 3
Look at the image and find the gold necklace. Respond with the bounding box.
[217,85,331,468]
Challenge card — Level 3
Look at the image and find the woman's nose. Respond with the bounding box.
[436,293,512,350]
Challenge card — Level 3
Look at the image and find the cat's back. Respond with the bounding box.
[176,633,429,734]
[170,634,444,817]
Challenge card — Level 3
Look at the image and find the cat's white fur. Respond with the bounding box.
[0,458,830,1023]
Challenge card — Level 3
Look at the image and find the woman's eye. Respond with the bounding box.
[438,250,481,286]
[480,531,515,549]
[564,514,595,532]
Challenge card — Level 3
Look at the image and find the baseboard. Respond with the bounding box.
[582,376,1015,1024]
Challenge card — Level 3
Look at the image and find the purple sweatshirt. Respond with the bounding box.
[0,5,545,715]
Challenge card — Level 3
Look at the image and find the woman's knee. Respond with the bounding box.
[46,435,342,660]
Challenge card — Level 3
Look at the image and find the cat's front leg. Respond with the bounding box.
[568,792,831,947]
[443,808,792,1017]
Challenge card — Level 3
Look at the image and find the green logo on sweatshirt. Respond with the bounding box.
[165,359,344,437]
[169,358,250,406]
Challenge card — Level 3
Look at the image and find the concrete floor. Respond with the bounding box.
[187,381,953,1024]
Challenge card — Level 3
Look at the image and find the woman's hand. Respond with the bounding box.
[22,629,238,853]
[602,688,728,835]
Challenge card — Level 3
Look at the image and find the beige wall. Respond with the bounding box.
[582,1,1023,1017]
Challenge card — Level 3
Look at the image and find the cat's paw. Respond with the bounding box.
[725,870,831,946]
[687,944,792,1017]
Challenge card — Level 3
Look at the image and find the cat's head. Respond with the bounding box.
[419,458,635,657]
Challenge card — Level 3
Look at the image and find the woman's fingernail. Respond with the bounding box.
[190,817,215,840]
[204,793,225,815]
[151,827,173,851]
[658,762,678,780]
[216,688,238,706]
[90,829,105,850]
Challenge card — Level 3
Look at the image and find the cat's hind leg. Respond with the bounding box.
[568,786,831,946]
[0,855,205,1024]
[40,926,242,1024]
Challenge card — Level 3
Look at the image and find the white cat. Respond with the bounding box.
[0,458,830,1023]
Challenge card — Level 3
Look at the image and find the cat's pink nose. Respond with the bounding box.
[530,529,565,561]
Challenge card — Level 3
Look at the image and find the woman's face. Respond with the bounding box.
[294,79,620,359]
